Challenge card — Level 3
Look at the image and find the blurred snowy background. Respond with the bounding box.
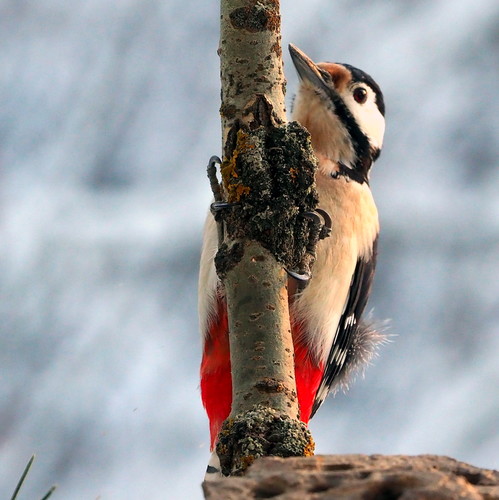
[1,0,498,498]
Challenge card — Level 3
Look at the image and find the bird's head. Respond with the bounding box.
[289,44,385,180]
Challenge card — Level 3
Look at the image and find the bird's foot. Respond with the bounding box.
[285,208,332,289]
[207,155,240,246]
[207,155,222,202]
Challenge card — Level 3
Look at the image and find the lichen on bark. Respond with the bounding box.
[217,405,315,477]
[215,120,318,279]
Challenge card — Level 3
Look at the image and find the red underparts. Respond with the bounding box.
[200,298,323,450]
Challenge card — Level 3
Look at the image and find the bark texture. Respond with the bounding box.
[214,0,317,476]
[225,241,296,414]
[204,454,499,499]
[219,0,286,142]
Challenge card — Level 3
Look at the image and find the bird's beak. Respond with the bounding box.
[289,44,328,91]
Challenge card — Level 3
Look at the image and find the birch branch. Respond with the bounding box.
[214,0,318,476]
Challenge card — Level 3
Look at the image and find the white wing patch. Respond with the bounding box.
[345,314,356,328]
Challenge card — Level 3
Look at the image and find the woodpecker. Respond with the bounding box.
[199,44,386,476]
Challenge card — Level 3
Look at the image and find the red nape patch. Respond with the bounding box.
[294,341,324,423]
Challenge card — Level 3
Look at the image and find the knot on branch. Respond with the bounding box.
[229,3,280,33]
[215,120,318,278]
[217,405,315,477]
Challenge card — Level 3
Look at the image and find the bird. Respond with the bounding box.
[199,43,386,476]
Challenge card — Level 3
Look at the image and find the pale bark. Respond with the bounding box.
[214,0,316,477]
[226,241,296,411]
[219,0,286,144]
[205,455,499,499]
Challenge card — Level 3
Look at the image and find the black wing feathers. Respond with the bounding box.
[311,237,378,417]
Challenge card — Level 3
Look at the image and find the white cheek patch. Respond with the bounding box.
[344,87,385,150]
[292,85,357,167]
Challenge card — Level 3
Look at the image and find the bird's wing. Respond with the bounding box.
[311,238,378,417]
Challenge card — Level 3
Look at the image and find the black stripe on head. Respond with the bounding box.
[371,147,381,162]
[342,64,385,117]
[290,48,381,182]
[320,82,372,178]
[332,163,369,184]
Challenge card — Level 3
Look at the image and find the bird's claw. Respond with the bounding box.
[207,156,223,203]
[302,208,332,240]
[206,155,227,246]
[315,208,332,239]
[210,201,239,214]
[285,268,311,282]
[286,208,332,290]
[208,155,222,167]
[207,155,241,216]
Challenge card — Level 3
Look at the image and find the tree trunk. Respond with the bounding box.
[214,0,317,477]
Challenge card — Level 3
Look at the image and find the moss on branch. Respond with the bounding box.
[217,405,315,476]
[215,120,318,278]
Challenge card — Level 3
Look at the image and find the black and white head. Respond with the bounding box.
[289,44,385,181]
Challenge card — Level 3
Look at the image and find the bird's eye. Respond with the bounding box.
[353,87,368,104]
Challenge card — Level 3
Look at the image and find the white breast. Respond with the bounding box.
[198,211,220,337]
[291,161,379,363]
[199,160,379,362]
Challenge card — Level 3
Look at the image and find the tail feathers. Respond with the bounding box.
[330,317,389,394]
[312,318,388,416]
[204,451,224,481]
